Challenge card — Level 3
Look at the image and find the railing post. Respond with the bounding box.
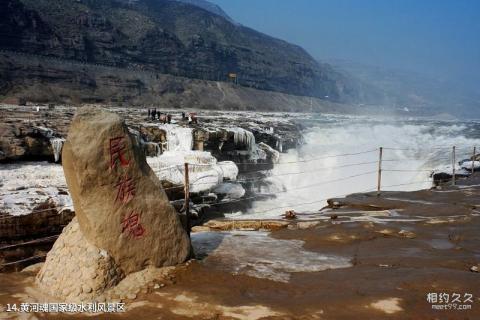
[184,163,191,235]
[452,146,456,186]
[472,146,476,174]
[377,147,383,196]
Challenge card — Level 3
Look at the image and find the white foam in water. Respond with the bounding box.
[246,118,480,218]
[191,231,352,282]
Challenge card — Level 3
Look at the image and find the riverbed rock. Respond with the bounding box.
[61,106,191,275]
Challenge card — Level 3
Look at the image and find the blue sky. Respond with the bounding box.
[210,0,480,85]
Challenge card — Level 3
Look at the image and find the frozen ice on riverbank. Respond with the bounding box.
[0,162,72,216]
[147,151,239,193]
[159,124,193,151]
[0,151,240,215]
[191,231,352,282]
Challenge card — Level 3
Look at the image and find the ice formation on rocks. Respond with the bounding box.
[227,127,270,160]
[50,138,65,162]
[276,139,283,153]
[258,142,280,163]
[229,127,256,153]
[432,164,469,176]
[160,124,193,151]
[147,151,239,193]
[0,162,72,216]
[217,161,239,180]
[460,160,480,170]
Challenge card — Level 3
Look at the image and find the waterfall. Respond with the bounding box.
[160,124,193,151]
[50,138,65,162]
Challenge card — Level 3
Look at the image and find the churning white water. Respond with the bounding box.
[246,115,480,218]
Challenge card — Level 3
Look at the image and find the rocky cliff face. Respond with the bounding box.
[0,0,359,104]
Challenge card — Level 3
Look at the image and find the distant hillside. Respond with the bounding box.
[328,59,480,117]
[174,0,237,24]
[0,0,362,104]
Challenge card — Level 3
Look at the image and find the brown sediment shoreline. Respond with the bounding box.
[1,177,480,319]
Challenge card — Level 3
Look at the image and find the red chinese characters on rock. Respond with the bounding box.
[108,134,145,239]
[115,174,136,204]
[121,211,146,239]
[109,136,130,170]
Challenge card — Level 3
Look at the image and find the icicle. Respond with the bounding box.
[229,127,258,158]
[50,138,65,162]
[276,139,283,153]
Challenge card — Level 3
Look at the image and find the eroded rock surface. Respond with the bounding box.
[35,107,191,301]
[62,106,191,274]
[36,219,123,302]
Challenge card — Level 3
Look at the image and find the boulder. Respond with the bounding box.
[60,106,191,275]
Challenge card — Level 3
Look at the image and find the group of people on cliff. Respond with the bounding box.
[147,109,198,124]
[148,109,172,124]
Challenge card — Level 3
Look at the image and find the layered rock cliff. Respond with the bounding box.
[0,0,360,105]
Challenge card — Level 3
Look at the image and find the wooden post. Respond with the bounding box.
[472,146,476,174]
[184,163,191,235]
[377,147,383,196]
[452,146,456,186]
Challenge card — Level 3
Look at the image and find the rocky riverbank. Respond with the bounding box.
[1,172,479,318]
[0,104,305,270]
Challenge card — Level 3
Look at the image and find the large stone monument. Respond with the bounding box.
[36,107,191,301]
